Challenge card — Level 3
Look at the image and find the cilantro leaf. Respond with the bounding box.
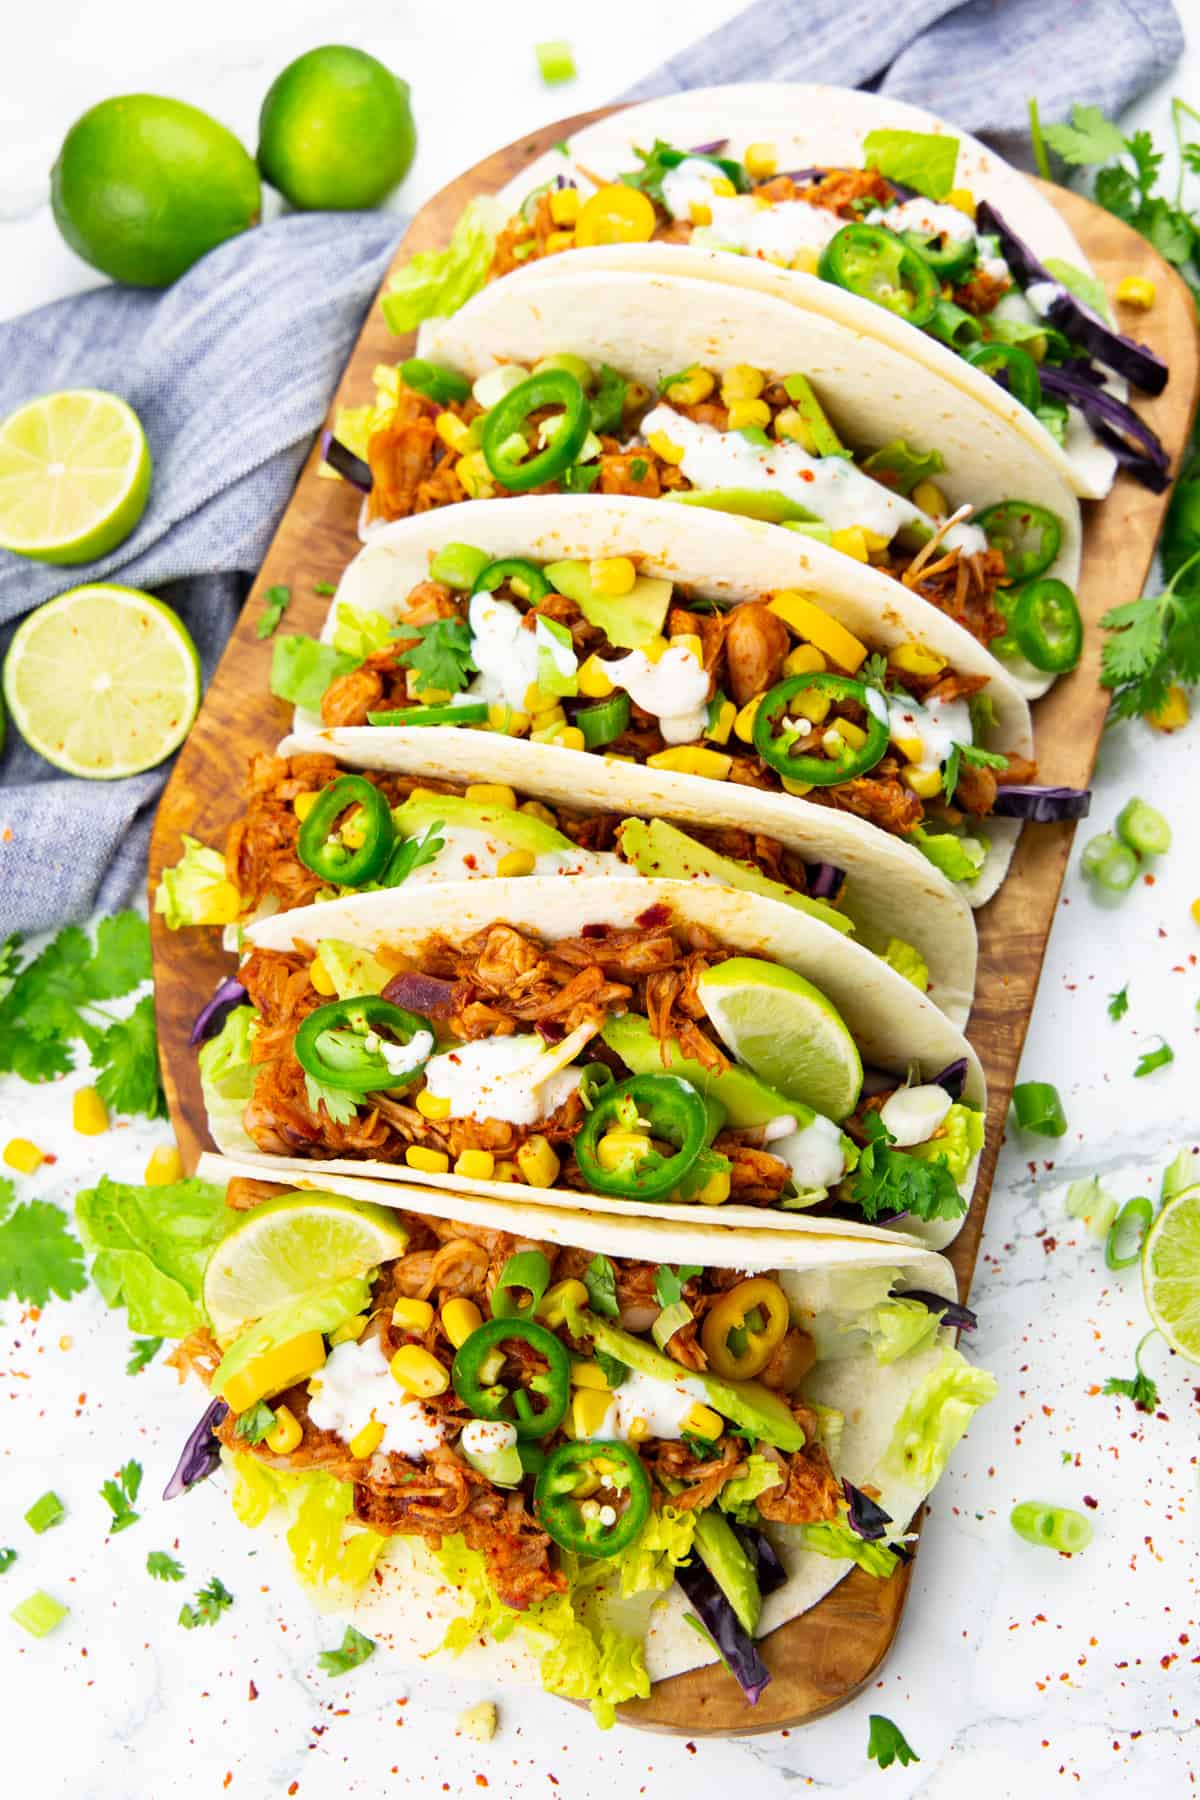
[1107,984,1129,1022]
[314,581,337,597]
[0,1548,15,1574]
[582,1254,619,1319]
[1041,104,1129,167]
[942,741,1008,801]
[93,994,165,1119]
[101,1459,143,1534]
[126,1336,163,1376]
[304,1073,360,1125]
[653,1264,702,1308]
[374,821,445,889]
[318,1625,376,1676]
[851,1114,965,1224]
[0,912,150,1084]
[1103,1370,1158,1412]
[256,585,292,640]
[1100,554,1200,721]
[1134,1037,1173,1078]
[146,1550,184,1582]
[0,1190,87,1308]
[620,139,747,208]
[867,1714,920,1769]
[860,651,889,690]
[589,364,627,437]
[81,913,151,999]
[233,1401,276,1446]
[395,618,476,695]
[594,1350,627,1389]
[178,1575,234,1629]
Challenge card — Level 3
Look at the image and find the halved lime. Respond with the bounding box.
[203,1190,412,1337]
[0,390,151,564]
[696,956,863,1119]
[3,584,200,778]
[1142,1185,1200,1363]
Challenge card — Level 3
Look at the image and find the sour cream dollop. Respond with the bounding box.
[423,1033,582,1126]
[307,1336,447,1459]
[605,641,710,744]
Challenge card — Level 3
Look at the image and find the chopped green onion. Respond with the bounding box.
[1012,1080,1067,1137]
[1105,1196,1154,1269]
[0,1548,15,1574]
[24,1492,65,1535]
[314,582,336,597]
[11,1590,69,1636]
[536,40,576,85]
[1010,1501,1092,1554]
[491,1249,552,1321]
[429,542,491,590]
[1080,831,1139,894]
[1064,1176,1118,1241]
[578,1062,615,1110]
[1162,1147,1200,1201]
[652,1300,694,1351]
[1115,797,1171,857]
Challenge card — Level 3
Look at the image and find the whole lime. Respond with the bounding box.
[51,95,261,288]
[257,45,416,211]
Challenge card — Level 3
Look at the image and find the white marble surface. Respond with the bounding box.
[3,8,1200,1798]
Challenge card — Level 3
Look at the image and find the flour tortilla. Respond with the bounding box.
[302,492,1028,926]
[198,1149,975,1701]
[227,874,985,1250]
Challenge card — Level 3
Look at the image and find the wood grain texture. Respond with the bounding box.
[146,109,1200,1735]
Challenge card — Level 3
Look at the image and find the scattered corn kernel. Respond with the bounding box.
[830,527,870,562]
[540,1279,589,1329]
[545,229,576,254]
[744,141,778,179]
[4,1139,45,1175]
[670,632,704,664]
[705,698,736,745]
[265,1406,303,1455]
[487,702,530,736]
[946,187,976,217]
[834,718,868,751]
[647,430,685,464]
[721,364,765,402]
[577,653,615,698]
[143,1144,184,1186]
[454,1149,496,1181]
[516,1135,561,1188]
[734,695,763,743]
[768,592,867,671]
[497,848,537,879]
[553,727,586,752]
[596,1129,653,1172]
[774,406,814,447]
[493,1159,520,1183]
[328,1313,368,1346]
[661,366,716,406]
[1149,683,1189,732]
[889,641,947,678]
[694,1168,732,1205]
[1115,275,1155,309]
[441,1298,483,1348]
[392,1298,435,1335]
[405,1145,450,1175]
[912,479,949,517]
[1192,898,1200,926]
[223,1333,326,1413]
[646,745,732,779]
[571,1360,610,1390]
[683,1403,725,1440]
[465,784,517,810]
[688,201,713,226]
[572,1389,613,1437]
[519,799,558,828]
[390,1344,450,1397]
[783,643,827,677]
[903,765,944,799]
[549,187,581,226]
[293,790,319,822]
[349,1419,386,1460]
[435,412,473,453]
[415,1088,451,1120]
[457,1701,498,1743]
[531,704,566,732]
[69,1087,108,1137]
[309,955,336,996]
[726,397,771,431]
[524,682,555,715]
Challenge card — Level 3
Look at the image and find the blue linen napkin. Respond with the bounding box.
[0,0,1183,934]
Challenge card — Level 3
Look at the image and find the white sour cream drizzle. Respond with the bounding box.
[866,198,975,245]
[307,1337,447,1459]
[885,691,973,776]
[765,1112,847,1189]
[605,641,710,744]
[466,590,578,712]
[401,824,626,887]
[423,1033,582,1126]
[582,1366,711,1443]
[374,1029,435,1080]
[661,159,844,261]
[879,1083,954,1147]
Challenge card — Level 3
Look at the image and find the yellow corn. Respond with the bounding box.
[889,641,947,678]
[912,479,949,517]
[465,783,517,810]
[328,1314,368,1346]
[625,1415,652,1443]
[596,1129,653,1172]
[571,1389,613,1438]
[694,1168,732,1206]
[390,1344,450,1398]
[834,717,868,751]
[683,1403,725,1440]
[488,702,530,736]
[577,654,615,699]
[670,632,704,664]
[781,776,815,797]
[436,412,473,453]
[661,366,716,406]
[144,1145,184,1187]
[892,734,924,763]
[519,799,558,828]
[783,643,827,677]
[571,1360,610,1390]
[726,398,771,432]
[454,1149,496,1181]
[1149,684,1189,732]
[309,955,336,996]
[531,704,566,732]
[903,766,944,799]
[339,807,366,850]
[831,527,870,562]
[947,187,976,217]
[721,364,765,402]
[789,247,820,275]
[406,1146,450,1175]
[415,1088,451,1120]
[3,1139,45,1175]
[773,406,814,448]
[349,1419,386,1460]
[407,679,452,706]
[688,201,713,226]
[523,682,556,714]
[455,451,495,499]
[392,1298,435,1334]
[516,1135,561,1189]
[553,727,586,752]
[540,1279,589,1329]
[744,141,778,179]
[549,187,581,226]
[1115,275,1156,309]
[545,229,576,254]
[705,698,736,745]
[710,176,736,198]
[793,689,831,725]
[265,1406,303,1455]
[733,695,763,743]
[1192,899,1200,926]
[293,790,319,822]
[639,634,670,664]
[441,1298,483,1348]
[223,1332,326,1413]
[768,592,867,672]
[604,752,637,763]
[497,849,536,879]
[71,1087,108,1136]
[646,746,732,779]
[647,430,686,465]
[493,1159,520,1183]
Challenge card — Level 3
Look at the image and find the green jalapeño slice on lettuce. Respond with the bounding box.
[158,1171,996,1725]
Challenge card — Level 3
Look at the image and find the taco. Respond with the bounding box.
[383,82,1169,499]
[277,496,1088,910]
[179,1161,996,1727]
[199,875,985,1250]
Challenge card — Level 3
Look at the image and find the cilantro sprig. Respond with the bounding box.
[318,1625,376,1676]
[147,1550,185,1582]
[233,1401,276,1446]
[178,1575,234,1629]
[395,618,476,695]
[126,1337,163,1376]
[101,1460,143,1534]
[1107,985,1129,1022]
[851,1113,966,1224]
[256,585,292,640]
[1103,1331,1160,1413]
[867,1714,920,1769]
[0,1177,86,1309]
[942,742,1009,803]
[1100,551,1200,722]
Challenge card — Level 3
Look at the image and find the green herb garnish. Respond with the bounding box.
[178,1575,234,1629]
[101,1460,143,1534]
[318,1624,376,1676]
[867,1714,920,1769]
[256,585,292,639]
[146,1550,185,1582]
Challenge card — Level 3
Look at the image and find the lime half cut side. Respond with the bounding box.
[203,1190,413,1337]
[0,389,151,564]
[3,584,200,778]
[1143,1185,1200,1364]
[695,955,863,1120]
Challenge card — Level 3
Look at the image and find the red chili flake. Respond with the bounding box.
[1083,1495,1098,1509]
[581,922,610,939]
[475,1779,489,1790]
[1144,873,1156,886]
[634,903,671,928]
[1042,1237,1058,1255]
[464,855,478,871]
[288,1787,299,1797]
[223,1778,232,1791]
[536,1018,566,1043]
[799,468,815,482]
[248,1680,258,1701]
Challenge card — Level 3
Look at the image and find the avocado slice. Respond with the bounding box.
[691,1510,763,1635]
[585,1315,806,1453]
[601,1012,813,1131]
[616,817,854,936]
[316,939,394,1000]
[543,560,672,650]
[664,487,820,525]
[391,791,573,856]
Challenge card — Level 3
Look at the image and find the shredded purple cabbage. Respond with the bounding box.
[730,1522,788,1597]
[688,138,729,156]
[895,1287,978,1332]
[675,1558,770,1704]
[189,976,249,1047]
[842,1480,894,1541]
[1033,365,1170,492]
[992,784,1091,823]
[931,1057,968,1101]
[776,166,826,184]
[321,429,373,493]
[806,860,845,900]
[163,1398,228,1500]
[551,174,575,191]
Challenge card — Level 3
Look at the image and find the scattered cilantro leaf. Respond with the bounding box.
[375,822,445,889]
[1134,1037,1174,1078]
[233,1401,276,1446]
[582,1254,619,1319]
[304,1072,360,1125]
[82,914,152,999]
[93,994,164,1119]
[1103,1369,1158,1411]
[178,1575,234,1629]
[1107,985,1129,1022]
[654,1265,702,1308]
[318,1625,376,1676]
[0,912,152,1090]
[1061,1450,1074,1465]
[0,1548,15,1573]
[589,363,627,437]
[314,581,336,596]
[395,618,476,695]
[1041,104,1129,167]
[867,1714,920,1769]
[147,1550,184,1582]
[0,1185,87,1308]
[101,1459,143,1533]
[594,1350,627,1389]
[1100,552,1200,722]
[256,585,292,640]
[851,1114,965,1224]
[126,1336,163,1376]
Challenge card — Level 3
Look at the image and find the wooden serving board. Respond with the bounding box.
[147,106,1200,1736]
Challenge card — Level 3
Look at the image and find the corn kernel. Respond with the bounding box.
[794,689,831,724]
[349,1419,386,1460]
[589,556,637,597]
[773,406,814,448]
[834,717,868,751]
[889,641,947,678]
[572,1389,613,1437]
[519,800,558,828]
[903,765,944,799]
[695,1168,732,1205]
[328,1313,368,1346]
[726,398,771,431]
[603,752,636,763]
[783,643,827,677]
[781,777,815,797]
[455,451,495,499]
[523,682,555,714]
[596,1129,653,1172]
[639,634,670,664]
[647,430,685,465]
[339,807,367,850]
[683,1403,725,1440]
[862,527,891,554]
[531,704,566,731]
[493,1159,520,1183]
[488,703,530,736]
[3,1138,45,1175]
[646,746,733,779]
[912,479,949,517]
[705,698,736,745]
[465,784,517,810]
[1115,275,1156,309]
[392,1298,435,1334]
[71,1086,109,1136]
[1192,899,1200,927]
[144,1144,184,1186]
[710,175,736,198]
[435,412,473,453]
[768,592,867,671]
[309,955,336,996]
[265,1406,303,1455]
[1149,683,1189,732]
[789,246,820,274]
[577,653,615,698]
[830,527,870,563]
[390,1344,450,1397]
[731,696,762,743]
[688,201,713,226]
[540,1279,589,1329]
[516,1134,561,1188]
[554,727,586,752]
[409,683,452,707]
[223,1333,326,1413]
[494,848,535,880]
[415,1088,451,1119]
[661,366,716,406]
[293,790,319,822]
[441,1298,483,1348]
[545,229,576,254]
[946,186,976,217]
[549,187,581,227]
[457,1701,498,1743]
[405,1146,450,1175]
[454,1149,496,1181]
[744,141,778,179]
[720,364,765,402]
[892,734,925,763]
[626,1415,651,1443]
[571,1360,610,1390]
[670,633,704,664]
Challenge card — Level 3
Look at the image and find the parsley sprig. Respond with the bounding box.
[178,1575,234,1629]
[851,1114,966,1224]
[146,1550,185,1582]
[100,1460,143,1534]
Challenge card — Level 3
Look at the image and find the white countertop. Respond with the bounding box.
[3,7,1200,1797]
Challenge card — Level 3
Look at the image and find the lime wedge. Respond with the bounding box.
[203,1190,412,1337]
[0,389,151,564]
[3,583,200,778]
[696,956,863,1120]
[1142,1185,1200,1364]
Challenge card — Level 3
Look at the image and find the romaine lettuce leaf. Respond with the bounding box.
[909,1102,983,1183]
[801,1520,901,1578]
[154,837,238,929]
[866,1297,942,1365]
[912,825,989,884]
[225,1455,385,1599]
[381,198,497,334]
[271,635,361,712]
[75,1175,232,1336]
[860,438,945,497]
[863,129,959,201]
[882,1346,998,1488]
[332,603,399,659]
[718,1453,785,1524]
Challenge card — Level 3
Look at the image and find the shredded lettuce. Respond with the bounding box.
[75,1176,231,1336]
[912,825,989,884]
[881,937,929,992]
[198,1005,259,1150]
[801,1521,901,1579]
[909,1103,983,1184]
[1043,257,1112,321]
[381,198,497,334]
[225,1455,385,1601]
[610,1506,695,1595]
[883,1346,998,1488]
[863,128,959,201]
[332,603,399,659]
[718,1453,785,1524]
[810,1402,845,1467]
[866,1298,942,1365]
[315,940,392,1000]
[270,634,361,712]
[154,837,238,929]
